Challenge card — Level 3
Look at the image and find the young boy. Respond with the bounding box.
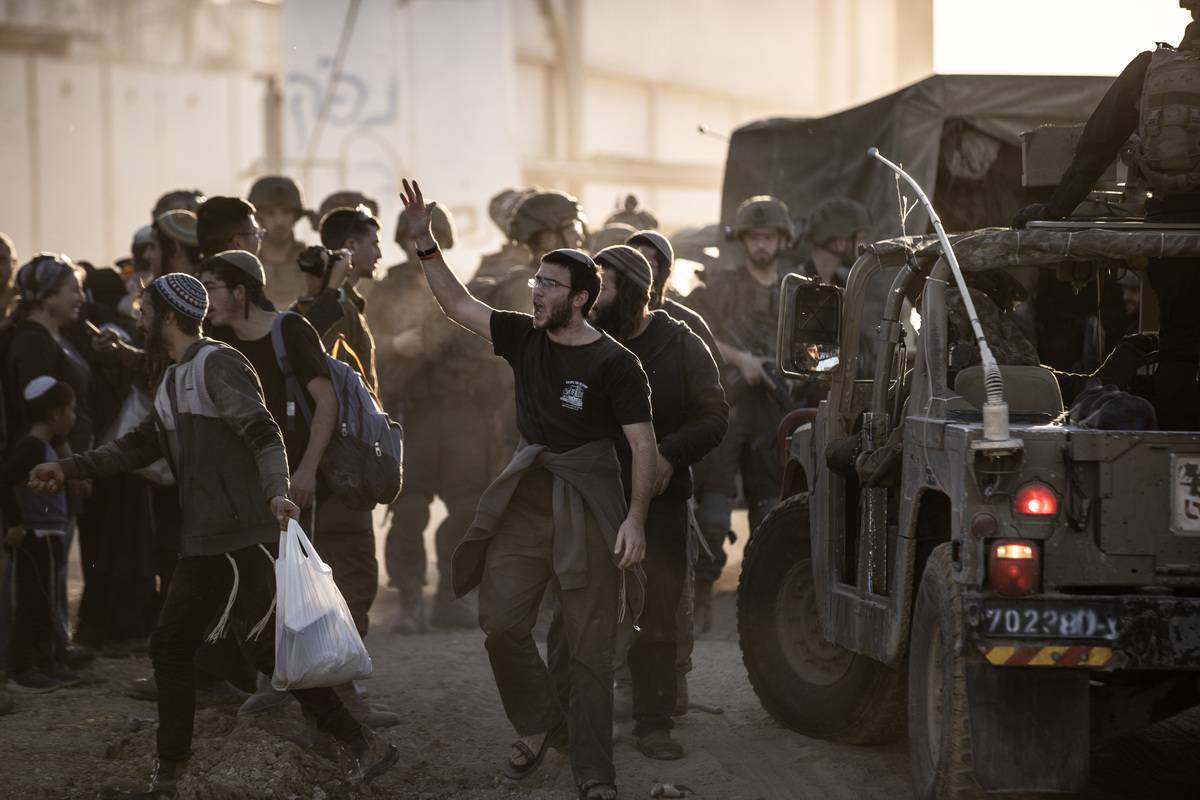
[2,376,79,692]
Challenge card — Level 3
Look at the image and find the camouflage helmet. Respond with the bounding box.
[806,197,870,245]
[395,202,456,250]
[316,191,379,223]
[734,195,794,239]
[152,189,206,218]
[588,223,637,253]
[508,190,587,246]
[488,188,535,235]
[604,194,659,231]
[248,175,305,212]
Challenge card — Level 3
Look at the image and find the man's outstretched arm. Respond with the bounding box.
[400,178,494,341]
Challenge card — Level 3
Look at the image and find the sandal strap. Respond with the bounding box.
[509,740,537,767]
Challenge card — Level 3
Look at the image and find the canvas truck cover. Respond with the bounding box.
[721,74,1114,254]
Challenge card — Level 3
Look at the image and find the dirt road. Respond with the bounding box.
[2,508,1198,799]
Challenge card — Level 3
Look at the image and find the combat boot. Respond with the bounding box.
[339,728,400,787]
[390,592,426,635]
[237,673,293,716]
[334,682,400,729]
[694,580,714,634]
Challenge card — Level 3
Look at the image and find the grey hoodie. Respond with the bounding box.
[60,339,290,557]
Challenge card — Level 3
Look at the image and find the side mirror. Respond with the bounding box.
[777,273,843,377]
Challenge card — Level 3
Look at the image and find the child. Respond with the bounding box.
[2,375,79,692]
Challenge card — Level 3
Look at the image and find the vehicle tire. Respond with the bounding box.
[909,541,982,799]
[737,494,907,745]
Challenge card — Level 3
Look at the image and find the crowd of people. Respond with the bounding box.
[0,169,870,798]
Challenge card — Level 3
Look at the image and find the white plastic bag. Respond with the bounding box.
[272,519,372,690]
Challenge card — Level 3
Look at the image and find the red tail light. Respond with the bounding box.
[1014,482,1057,516]
[988,539,1040,596]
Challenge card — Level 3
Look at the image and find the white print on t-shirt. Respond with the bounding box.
[560,380,587,411]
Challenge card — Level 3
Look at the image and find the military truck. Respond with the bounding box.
[737,222,1200,797]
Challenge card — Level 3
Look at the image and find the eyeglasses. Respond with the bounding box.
[528,275,569,291]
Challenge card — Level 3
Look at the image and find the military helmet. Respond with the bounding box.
[734,195,794,239]
[806,197,871,245]
[316,191,379,223]
[588,223,637,253]
[395,202,456,250]
[248,175,305,212]
[488,188,534,235]
[507,190,587,246]
[604,194,658,231]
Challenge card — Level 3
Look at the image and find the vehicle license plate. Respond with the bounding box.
[1170,455,1200,535]
[982,601,1117,640]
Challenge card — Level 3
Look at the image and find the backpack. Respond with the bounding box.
[1135,44,1200,195]
[271,313,404,511]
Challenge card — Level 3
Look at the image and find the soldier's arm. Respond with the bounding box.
[401,180,493,341]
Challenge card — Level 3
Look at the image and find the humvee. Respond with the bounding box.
[737,221,1200,797]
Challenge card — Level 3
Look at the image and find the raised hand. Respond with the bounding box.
[400,178,437,243]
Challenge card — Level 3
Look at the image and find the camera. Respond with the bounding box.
[297,245,337,277]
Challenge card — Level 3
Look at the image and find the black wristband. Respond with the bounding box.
[416,243,440,260]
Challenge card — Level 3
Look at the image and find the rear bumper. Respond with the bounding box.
[962,594,1200,670]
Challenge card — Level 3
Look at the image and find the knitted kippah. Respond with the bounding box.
[23,375,57,402]
[152,272,208,321]
[594,245,653,293]
[156,209,199,248]
[625,229,674,269]
[206,249,266,287]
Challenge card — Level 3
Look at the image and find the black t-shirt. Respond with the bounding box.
[490,310,652,453]
[212,314,329,467]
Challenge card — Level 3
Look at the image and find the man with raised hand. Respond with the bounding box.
[400,179,655,800]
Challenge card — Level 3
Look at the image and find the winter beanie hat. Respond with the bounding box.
[594,245,653,293]
[151,272,208,321]
[625,230,674,270]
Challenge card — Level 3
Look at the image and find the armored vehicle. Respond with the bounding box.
[738,222,1200,796]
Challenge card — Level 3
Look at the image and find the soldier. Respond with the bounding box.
[1015,2,1200,428]
[686,195,795,630]
[369,201,492,633]
[477,188,534,281]
[588,223,638,255]
[604,194,658,231]
[802,197,870,287]
[248,176,310,310]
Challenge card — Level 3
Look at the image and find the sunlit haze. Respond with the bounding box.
[935,0,1192,75]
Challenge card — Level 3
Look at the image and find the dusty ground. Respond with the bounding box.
[2,507,1199,799]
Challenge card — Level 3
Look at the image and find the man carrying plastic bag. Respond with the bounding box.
[28,273,397,797]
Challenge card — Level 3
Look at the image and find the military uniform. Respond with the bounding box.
[370,263,495,623]
[687,265,785,585]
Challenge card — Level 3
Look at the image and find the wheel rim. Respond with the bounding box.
[775,558,854,686]
[924,624,945,767]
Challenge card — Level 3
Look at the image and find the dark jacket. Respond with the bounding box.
[59,339,290,557]
[619,311,728,500]
[662,297,723,367]
[2,319,93,453]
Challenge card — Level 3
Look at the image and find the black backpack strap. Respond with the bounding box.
[270,312,314,431]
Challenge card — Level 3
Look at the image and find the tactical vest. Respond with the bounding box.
[1135,45,1200,195]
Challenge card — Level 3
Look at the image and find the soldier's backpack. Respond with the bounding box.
[271,312,403,511]
[1135,44,1200,195]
